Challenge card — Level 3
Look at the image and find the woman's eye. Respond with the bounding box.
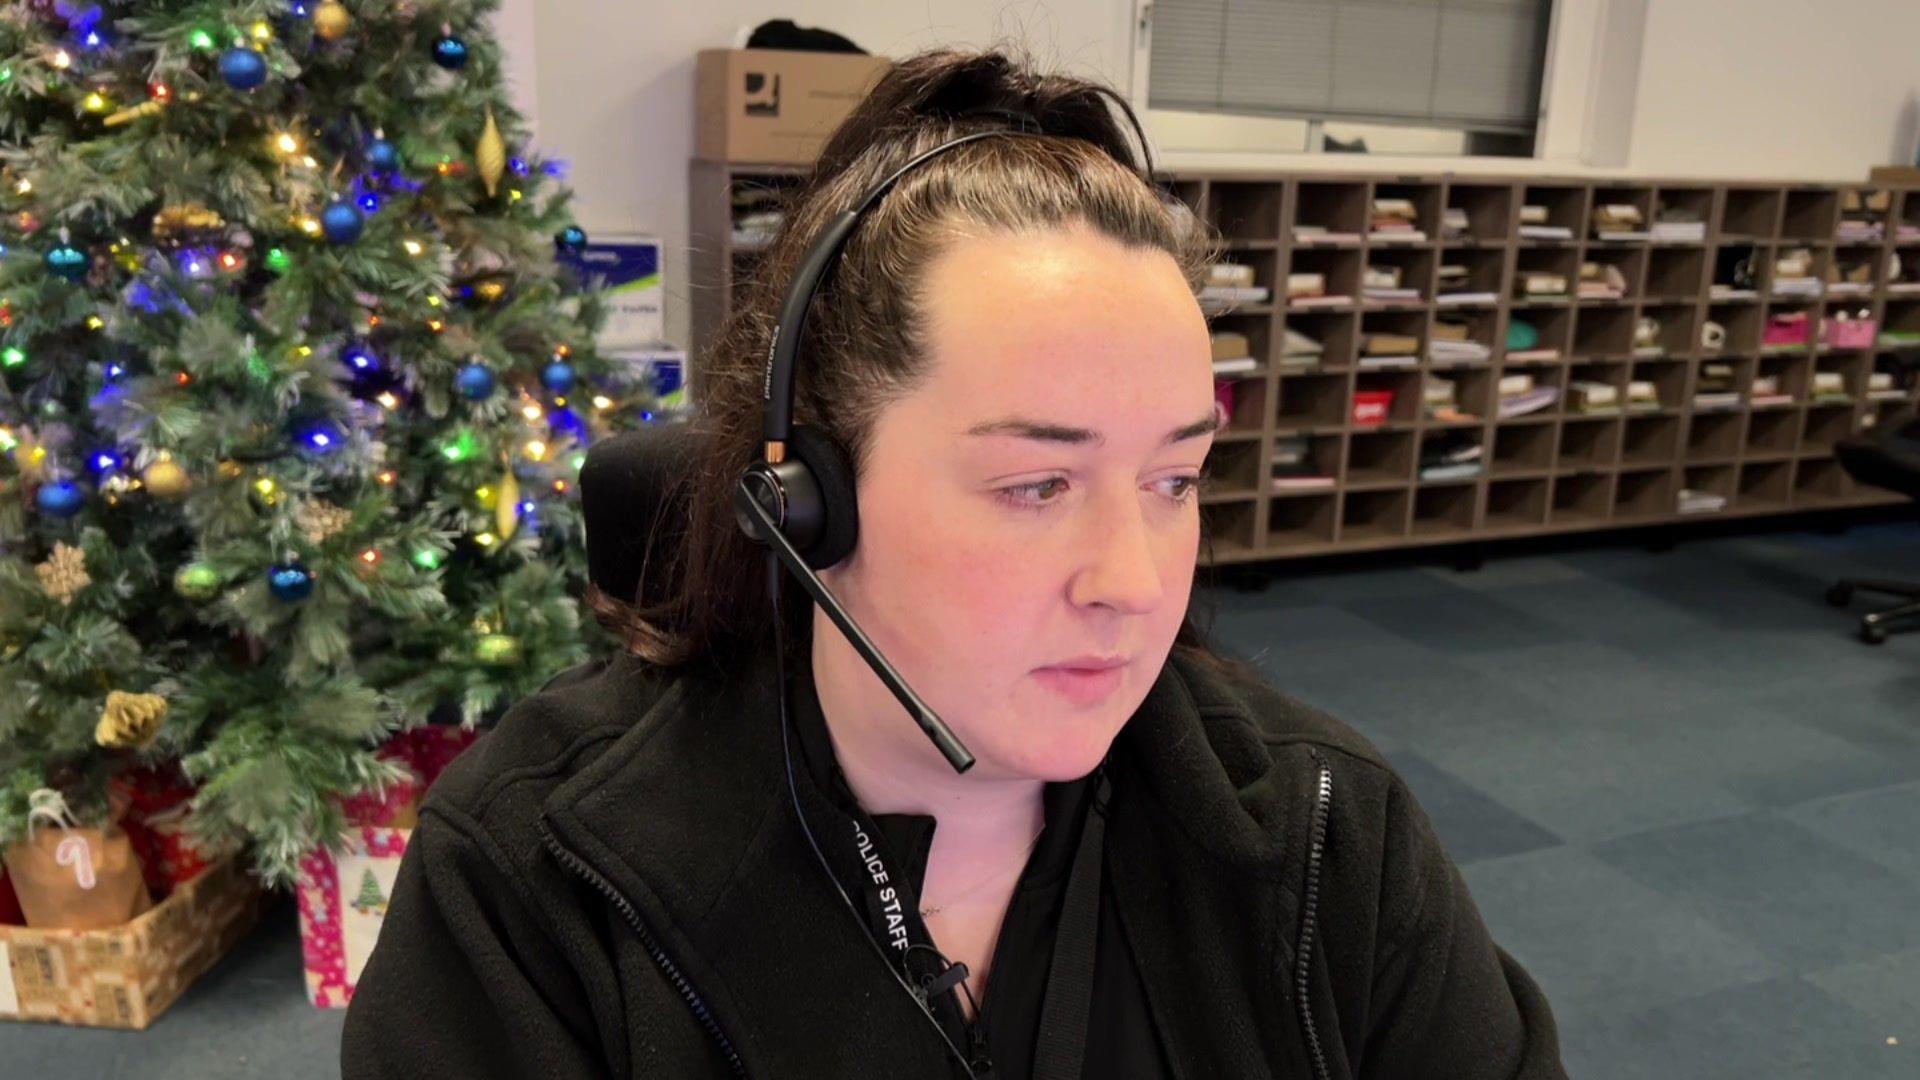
[995,475,1204,510]
[1165,475,1201,502]
[998,477,1070,508]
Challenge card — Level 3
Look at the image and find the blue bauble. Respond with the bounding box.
[36,480,84,518]
[367,138,401,172]
[431,35,469,69]
[455,362,497,400]
[541,360,576,394]
[219,47,269,90]
[554,225,587,254]
[268,563,315,603]
[45,243,88,282]
[321,200,364,245]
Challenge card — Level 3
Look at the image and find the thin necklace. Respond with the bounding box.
[918,832,1043,919]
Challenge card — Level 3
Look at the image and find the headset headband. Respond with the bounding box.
[758,126,1044,462]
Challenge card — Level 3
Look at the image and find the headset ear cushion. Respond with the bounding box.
[787,425,859,569]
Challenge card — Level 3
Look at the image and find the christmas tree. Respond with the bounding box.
[0,0,647,882]
[351,865,384,913]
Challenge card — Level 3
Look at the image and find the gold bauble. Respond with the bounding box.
[494,468,521,540]
[475,108,506,197]
[143,457,190,498]
[313,1,351,40]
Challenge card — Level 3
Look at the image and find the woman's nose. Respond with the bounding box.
[1067,494,1164,614]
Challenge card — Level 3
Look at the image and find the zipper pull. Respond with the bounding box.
[967,1022,995,1078]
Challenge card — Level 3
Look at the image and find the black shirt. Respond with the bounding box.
[786,659,1172,1079]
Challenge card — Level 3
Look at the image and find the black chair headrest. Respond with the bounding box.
[579,423,704,607]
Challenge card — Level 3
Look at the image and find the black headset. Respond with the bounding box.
[730,122,1059,774]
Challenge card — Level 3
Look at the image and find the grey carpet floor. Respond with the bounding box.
[5,522,1916,1077]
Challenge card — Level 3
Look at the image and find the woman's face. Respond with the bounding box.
[819,221,1216,783]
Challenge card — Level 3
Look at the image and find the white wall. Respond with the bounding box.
[1627,0,1920,178]
[498,0,1920,353]
[503,0,1132,351]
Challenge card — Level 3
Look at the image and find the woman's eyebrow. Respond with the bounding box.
[963,413,1221,447]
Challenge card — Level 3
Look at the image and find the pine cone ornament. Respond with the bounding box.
[96,690,169,750]
[297,499,353,545]
[152,203,227,242]
[34,542,90,605]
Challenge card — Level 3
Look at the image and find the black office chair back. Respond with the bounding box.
[1837,413,1920,500]
[579,423,705,609]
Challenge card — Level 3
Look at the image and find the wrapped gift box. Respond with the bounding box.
[0,854,264,1029]
[297,726,482,1007]
[114,763,223,896]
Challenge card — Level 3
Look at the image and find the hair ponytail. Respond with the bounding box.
[806,48,1156,186]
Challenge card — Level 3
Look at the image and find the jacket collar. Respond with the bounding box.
[538,643,1307,1076]
[784,647,1101,898]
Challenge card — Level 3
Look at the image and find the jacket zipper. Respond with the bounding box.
[1293,752,1335,1080]
[537,817,750,1079]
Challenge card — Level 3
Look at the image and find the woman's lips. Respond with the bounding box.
[1031,662,1125,706]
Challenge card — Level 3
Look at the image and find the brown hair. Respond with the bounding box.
[590,45,1258,683]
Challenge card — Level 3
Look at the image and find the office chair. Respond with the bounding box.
[1825,408,1920,643]
[579,421,703,608]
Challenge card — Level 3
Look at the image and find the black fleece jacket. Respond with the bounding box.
[340,645,1568,1079]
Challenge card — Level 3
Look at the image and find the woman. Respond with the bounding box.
[343,47,1567,1079]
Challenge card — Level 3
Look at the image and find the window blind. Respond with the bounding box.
[1147,0,1550,134]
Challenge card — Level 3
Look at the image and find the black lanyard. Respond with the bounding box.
[807,766,1112,1080]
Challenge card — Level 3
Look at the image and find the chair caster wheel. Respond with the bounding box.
[1860,622,1888,645]
[1827,583,1854,607]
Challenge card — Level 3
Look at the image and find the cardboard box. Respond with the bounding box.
[1868,165,1920,186]
[696,49,890,164]
[0,854,265,1029]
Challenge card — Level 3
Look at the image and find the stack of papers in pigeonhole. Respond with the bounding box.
[1428,319,1491,364]
[1210,331,1258,376]
[1359,332,1420,370]
[1279,328,1324,373]
[1591,204,1648,241]
[1498,374,1560,418]
[1568,380,1622,415]
[1419,433,1484,482]
[1519,204,1572,240]
[1370,198,1425,242]
[1694,363,1742,409]
[1271,436,1336,492]
[1679,488,1728,514]
[1363,264,1420,302]
[1651,208,1706,243]
[1200,262,1271,308]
